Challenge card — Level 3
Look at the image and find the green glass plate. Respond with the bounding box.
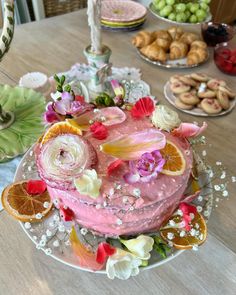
[0,85,46,163]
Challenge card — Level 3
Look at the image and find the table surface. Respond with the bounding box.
[0,9,236,295]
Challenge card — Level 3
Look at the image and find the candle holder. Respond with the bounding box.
[84,45,112,99]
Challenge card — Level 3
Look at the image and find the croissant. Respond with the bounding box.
[190,40,207,50]
[169,41,188,60]
[153,30,172,42]
[187,48,208,65]
[155,37,172,51]
[140,42,167,62]
[179,32,200,45]
[167,26,183,41]
[132,31,155,48]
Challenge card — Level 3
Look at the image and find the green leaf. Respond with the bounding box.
[54,74,60,83]
[64,84,71,92]
[60,75,66,85]
[152,235,171,259]
[56,86,63,92]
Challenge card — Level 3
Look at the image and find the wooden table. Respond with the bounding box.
[0,10,236,295]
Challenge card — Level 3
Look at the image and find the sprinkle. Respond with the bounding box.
[53,199,59,206]
[45,248,52,255]
[109,188,115,196]
[208,170,214,178]
[232,176,236,183]
[122,196,128,203]
[43,202,50,209]
[53,240,60,248]
[216,161,222,166]
[133,188,141,197]
[24,222,31,230]
[58,224,65,233]
[195,223,200,229]
[167,232,174,240]
[80,228,88,235]
[203,210,209,217]
[169,220,176,226]
[214,185,221,191]
[185,150,190,156]
[177,209,183,216]
[192,245,198,251]
[65,240,71,246]
[35,213,43,220]
[116,184,121,190]
[53,215,60,222]
[103,201,107,207]
[39,240,46,247]
[180,231,186,237]
[197,206,202,213]
[198,196,203,202]
[89,120,94,124]
[41,234,47,241]
[116,219,122,225]
[100,116,106,122]
[202,150,207,157]
[93,109,100,113]
[222,190,228,197]
[46,230,52,237]
[215,198,220,202]
[27,166,32,171]
[190,229,196,236]
[96,204,101,209]
[220,171,226,179]
[129,206,134,211]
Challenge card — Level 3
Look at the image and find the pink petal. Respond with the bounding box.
[172,122,207,138]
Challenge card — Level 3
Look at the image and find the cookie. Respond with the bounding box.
[170,75,181,84]
[175,98,194,110]
[170,82,190,94]
[216,90,230,110]
[190,73,210,82]
[179,76,198,87]
[218,86,236,99]
[207,79,226,91]
[198,90,216,98]
[179,92,200,105]
[201,98,222,114]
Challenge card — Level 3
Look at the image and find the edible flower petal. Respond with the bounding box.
[74,169,102,199]
[44,103,61,124]
[120,235,154,260]
[75,95,85,103]
[172,122,208,138]
[107,159,124,176]
[106,248,142,280]
[179,202,197,231]
[26,180,47,195]
[131,97,155,119]
[90,122,108,140]
[60,206,74,222]
[96,242,116,264]
[70,226,104,271]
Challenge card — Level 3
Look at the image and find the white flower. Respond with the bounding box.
[106,248,142,280]
[151,105,181,131]
[120,235,154,260]
[74,169,102,199]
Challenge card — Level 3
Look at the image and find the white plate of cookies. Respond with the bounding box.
[132,27,209,69]
[164,73,236,116]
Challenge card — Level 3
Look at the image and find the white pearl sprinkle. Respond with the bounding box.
[29,151,34,156]
[214,185,221,191]
[133,188,141,197]
[39,240,46,247]
[43,202,50,209]
[41,234,47,241]
[24,222,31,230]
[222,190,228,197]
[202,150,207,157]
[180,231,186,237]
[167,232,174,240]
[80,228,88,235]
[46,230,52,237]
[45,248,52,255]
[220,171,226,179]
[216,161,222,166]
[58,224,65,232]
[197,206,202,213]
[198,196,203,202]
[53,240,60,248]
[93,109,100,113]
[35,213,43,220]
[231,176,236,183]
[116,219,122,225]
[129,206,134,211]
[27,166,32,171]
[204,210,209,217]
[103,201,107,207]
[116,184,121,190]
[190,229,196,236]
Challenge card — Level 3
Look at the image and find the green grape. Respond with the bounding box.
[166,0,175,5]
[176,14,184,23]
[176,3,186,12]
[168,12,176,21]
[179,12,187,22]
[186,3,192,10]
[185,10,191,20]
[160,5,173,17]
[196,9,207,20]
[201,0,211,4]
[200,3,209,11]
[190,3,199,13]
[189,14,198,23]
[156,0,166,10]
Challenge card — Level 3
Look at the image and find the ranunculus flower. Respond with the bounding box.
[106,248,142,280]
[124,150,165,183]
[74,169,102,199]
[120,235,154,260]
[151,105,181,131]
[172,122,207,138]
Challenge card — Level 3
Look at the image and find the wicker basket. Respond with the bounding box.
[43,0,87,18]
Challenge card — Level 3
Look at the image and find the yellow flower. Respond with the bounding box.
[74,169,102,199]
[120,235,154,260]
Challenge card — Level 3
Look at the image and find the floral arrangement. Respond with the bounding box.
[2,75,235,280]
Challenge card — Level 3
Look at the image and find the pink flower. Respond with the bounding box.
[172,122,207,138]
[131,97,155,119]
[90,122,108,140]
[124,150,165,184]
[44,103,61,124]
[96,242,116,264]
[179,202,197,231]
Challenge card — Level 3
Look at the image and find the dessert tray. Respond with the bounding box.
[15,145,213,273]
[149,3,212,26]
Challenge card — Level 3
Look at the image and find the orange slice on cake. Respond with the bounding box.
[160,212,207,250]
[41,121,82,145]
[160,140,186,176]
[1,181,53,222]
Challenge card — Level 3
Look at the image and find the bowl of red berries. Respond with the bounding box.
[214,40,236,75]
[201,22,235,47]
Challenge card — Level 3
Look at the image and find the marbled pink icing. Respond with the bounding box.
[42,113,192,237]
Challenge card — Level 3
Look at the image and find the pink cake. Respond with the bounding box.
[36,106,193,237]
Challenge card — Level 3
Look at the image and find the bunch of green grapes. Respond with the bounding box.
[152,0,211,23]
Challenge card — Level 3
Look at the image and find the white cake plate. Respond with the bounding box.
[14,146,213,273]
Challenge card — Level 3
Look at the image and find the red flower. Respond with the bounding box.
[96,242,116,264]
[60,206,75,222]
[75,95,85,103]
[90,122,108,140]
[179,202,197,231]
[26,180,47,195]
[107,159,124,176]
[131,97,155,119]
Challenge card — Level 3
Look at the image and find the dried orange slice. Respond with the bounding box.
[160,140,186,176]
[41,122,82,145]
[1,181,53,222]
[160,212,207,250]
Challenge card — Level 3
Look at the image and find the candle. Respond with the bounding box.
[87,0,102,54]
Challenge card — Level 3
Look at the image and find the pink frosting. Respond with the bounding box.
[44,113,192,237]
